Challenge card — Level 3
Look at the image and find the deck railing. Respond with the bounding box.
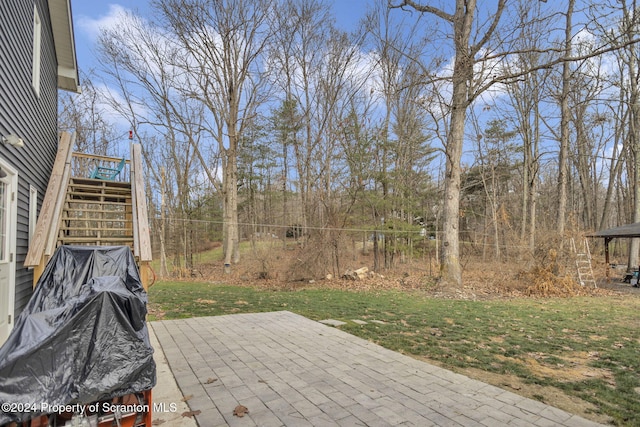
[130,143,152,263]
[70,152,131,182]
[24,132,75,272]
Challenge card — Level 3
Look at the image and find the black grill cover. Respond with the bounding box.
[0,246,156,423]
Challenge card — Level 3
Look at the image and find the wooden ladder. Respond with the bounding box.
[571,238,597,288]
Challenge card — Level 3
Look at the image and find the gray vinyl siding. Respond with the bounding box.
[0,0,59,317]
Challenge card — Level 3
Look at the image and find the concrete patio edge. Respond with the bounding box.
[149,322,199,427]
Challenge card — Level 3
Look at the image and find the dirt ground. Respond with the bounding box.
[187,244,633,299]
[452,364,614,425]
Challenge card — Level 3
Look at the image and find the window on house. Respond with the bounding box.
[32,5,41,97]
[29,185,37,243]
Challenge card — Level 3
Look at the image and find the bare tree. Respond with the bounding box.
[619,1,640,269]
[586,0,640,266]
[58,73,119,159]
[363,0,431,270]
[499,0,554,253]
[567,56,609,231]
[556,0,576,250]
[270,0,350,241]
[97,10,210,276]
[389,0,506,286]
[155,0,276,273]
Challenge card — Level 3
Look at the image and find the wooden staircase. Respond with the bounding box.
[25,132,152,289]
[58,178,134,247]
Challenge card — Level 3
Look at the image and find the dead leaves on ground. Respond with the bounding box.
[195,298,217,304]
[179,394,202,418]
[233,404,249,417]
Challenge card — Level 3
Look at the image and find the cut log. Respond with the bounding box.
[342,267,369,280]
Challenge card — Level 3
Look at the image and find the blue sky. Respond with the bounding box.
[68,0,375,160]
[71,0,371,75]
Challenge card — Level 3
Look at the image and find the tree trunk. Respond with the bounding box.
[439,2,473,285]
[223,143,239,273]
[223,153,233,274]
[557,0,575,248]
[520,127,529,243]
[441,96,466,285]
[160,167,168,278]
[529,101,540,252]
[628,84,640,271]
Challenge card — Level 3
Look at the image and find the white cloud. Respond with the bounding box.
[94,82,147,128]
[77,4,131,40]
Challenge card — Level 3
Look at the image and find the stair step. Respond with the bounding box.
[60,226,132,232]
[64,215,129,221]
[63,218,129,224]
[68,181,131,191]
[67,191,131,200]
[60,226,131,231]
[63,216,129,222]
[67,185,131,193]
[59,235,133,240]
[70,177,132,188]
[66,199,132,207]
[64,207,130,214]
[67,193,131,203]
[58,236,134,244]
[63,213,131,219]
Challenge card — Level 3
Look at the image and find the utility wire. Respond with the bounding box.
[150,216,545,250]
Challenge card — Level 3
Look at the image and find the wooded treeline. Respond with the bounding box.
[59,0,640,285]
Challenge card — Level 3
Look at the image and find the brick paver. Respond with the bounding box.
[151,311,605,427]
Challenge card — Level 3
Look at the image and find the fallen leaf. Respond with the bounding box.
[233,405,249,417]
[181,394,193,402]
[182,410,201,418]
[204,377,218,384]
[195,298,217,304]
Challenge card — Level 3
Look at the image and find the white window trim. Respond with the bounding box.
[32,5,42,98]
[29,185,37,243]
[0,158,17,339]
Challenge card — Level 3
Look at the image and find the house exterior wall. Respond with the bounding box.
[0,0,59,318]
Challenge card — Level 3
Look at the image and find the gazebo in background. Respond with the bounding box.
[588,222,640,281]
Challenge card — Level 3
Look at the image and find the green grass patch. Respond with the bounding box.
[150,240,278,272]
[148,281,640,425]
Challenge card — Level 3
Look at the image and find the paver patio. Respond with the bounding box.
[151,311,605,427]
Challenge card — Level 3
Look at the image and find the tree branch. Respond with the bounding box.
[388,0,454,22]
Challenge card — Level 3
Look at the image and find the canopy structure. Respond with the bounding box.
[589,222,640,239]
[588,222,640,278]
